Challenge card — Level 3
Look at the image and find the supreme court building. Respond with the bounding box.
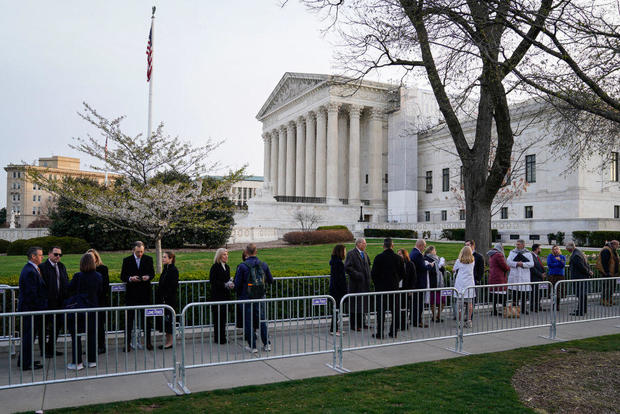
[231,72,620,243]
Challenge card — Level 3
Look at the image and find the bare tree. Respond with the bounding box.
[293,208,322,231]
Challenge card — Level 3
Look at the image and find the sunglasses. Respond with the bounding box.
[53,253,63,257]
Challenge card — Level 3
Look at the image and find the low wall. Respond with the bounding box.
[227,226,281,244]
[0,228,49,242]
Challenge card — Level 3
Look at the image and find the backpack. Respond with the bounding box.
[595,248,606,273]
[243,260,266,299]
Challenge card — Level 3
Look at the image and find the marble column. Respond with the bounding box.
[304,111,316,197]
[270,130,278,194]
[368,108,384,204]
[295,116,306,197]
[315,107,327,198]
[286,121,296,196]
[326,102,340,202]
[348,105,362,203]
[278,126,286,196]
[263,133,271,186]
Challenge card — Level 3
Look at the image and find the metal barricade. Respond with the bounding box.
[0,305,180,393]
[178,295,336,393]
[337,288,461,370]
[460,282,554,340]
[0,286,18,346]
[548,276,620,339]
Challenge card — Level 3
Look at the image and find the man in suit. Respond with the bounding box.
[529,243,546,312]
[371,238,404,338]
[18,246,48,370]
[120,241,155,351]
[410,239,433,327]
[566,241,593,316]
[344,238,371,331]
[39,246,69,356]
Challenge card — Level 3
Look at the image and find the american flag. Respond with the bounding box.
[146,24,153,82]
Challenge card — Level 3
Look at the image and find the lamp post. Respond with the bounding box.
[358,202,364,222]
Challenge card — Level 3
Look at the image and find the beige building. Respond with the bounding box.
[4,156,118,228]
[231,176,263,208]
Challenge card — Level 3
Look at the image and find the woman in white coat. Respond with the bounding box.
[453,246,476,327]
[507,239,534,315]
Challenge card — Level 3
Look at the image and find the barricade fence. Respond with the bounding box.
[0,305,179,393]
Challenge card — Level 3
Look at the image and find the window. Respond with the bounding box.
[425,171,433,193]
[510,234,520,240]
[500,207,508,219]
[529,234,540,240]
[385,173,388,184]
[12,171,16,178]
[611,152,619,182]
[459,209,465,220]
[33,195,36,202]
[525,205,533,219]
[424,211,430,222]
[365,174,368,184]
[32,209,36,215]
[615,205,619,219]
[37,195,41,202]
[442,168,449,192]
[441,210,447,221]
[525,154,536,183]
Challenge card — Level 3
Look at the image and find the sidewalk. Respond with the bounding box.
[1,317,618,413]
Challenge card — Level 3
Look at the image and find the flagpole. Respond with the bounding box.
[147,6,156,141]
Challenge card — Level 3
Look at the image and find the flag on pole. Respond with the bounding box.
[146,24,153,82]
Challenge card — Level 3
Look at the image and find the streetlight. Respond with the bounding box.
[358,202,364,222]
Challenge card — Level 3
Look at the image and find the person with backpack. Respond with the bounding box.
[234,243,274,353]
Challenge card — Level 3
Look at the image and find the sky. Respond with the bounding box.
[0,1,348,209]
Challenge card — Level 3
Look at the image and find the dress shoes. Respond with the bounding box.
[371,333,383,339]
[388,333,397,339]
[20,361,43,370]
[146,344,153,351]
[418,323,429,328]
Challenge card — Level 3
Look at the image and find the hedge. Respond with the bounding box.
[572,231,620,247]
[6,236,91,256]
[364,229,418,238]
[0,239,10,254]
[317,225,349,230]
[283,229,354,245]
[441,228,499,242]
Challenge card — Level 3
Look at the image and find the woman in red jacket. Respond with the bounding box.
[487,243,509,316]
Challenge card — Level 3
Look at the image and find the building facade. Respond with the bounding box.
[231,176,263,208]
[236,72,620,242]
[4,156,118,228]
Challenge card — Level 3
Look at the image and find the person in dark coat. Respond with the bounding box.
[371,238,404,338]
[88,249,109,354]
[209,248,232,344]
[329,244,347,335]
[529,244,546,312]
[598,240,618,306]
[38,246,69,357]
[18,246,47,370]
[120,241,155,351]
[397,249,416,330]
[66,253,103,370]
[344,238,371,331]
[156,251,179,348]
[410,239,433,327]
[566,241,593,316]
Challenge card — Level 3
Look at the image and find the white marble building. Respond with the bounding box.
[234,72,620,242]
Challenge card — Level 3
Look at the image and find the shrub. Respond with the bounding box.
[547,233,555,244]
[441,228,466,241]
[6,236,90,256]
[28,218,53,228]
[572,231,591,246]
[556,231,565,245]
[588,231,620,247]
[317,225,349,231]
[283,229,354,245]
[363,229,418,238]
[0,239,10,254]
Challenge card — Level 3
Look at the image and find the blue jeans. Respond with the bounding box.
[243,302,268,349]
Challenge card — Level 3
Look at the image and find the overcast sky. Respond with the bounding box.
[0,1,352,208]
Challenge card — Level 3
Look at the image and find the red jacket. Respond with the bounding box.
[488,250,509,290]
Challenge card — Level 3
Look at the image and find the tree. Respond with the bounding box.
[297,0,616,250]
[293,207,322,231]
[30,103,244,272]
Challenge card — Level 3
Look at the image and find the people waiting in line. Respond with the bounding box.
[597,240,619,306]
[234,243,273,353]
[566,241,593,316]
[397,249,417,330]
[156,251,179,349]
[210,248,233,345]
[39,246,69,357]
[87,249,109,354]
[66,253,103,371]
[453,246,476,327]
[547,245,566,311]
[329,244,347,336]
[344,238,371,331]
[424,246,446,323]
[487,243,509,316]
[529,244,546,312]
[370,238,404,339]
[507,240,534,315]
[410,239,433,328]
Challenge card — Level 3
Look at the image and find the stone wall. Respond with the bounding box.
[0,228,50,242]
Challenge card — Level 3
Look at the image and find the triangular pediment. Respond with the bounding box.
[256,72,328,120]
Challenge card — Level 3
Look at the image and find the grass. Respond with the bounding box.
[0,240,581,285]
[42,334,620,414]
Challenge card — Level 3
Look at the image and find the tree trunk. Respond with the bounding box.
[155,236,163,274]
[465,197,492,255]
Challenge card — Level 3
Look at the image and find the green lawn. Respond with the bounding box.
[0,240,579,286]
[41,334,620,414]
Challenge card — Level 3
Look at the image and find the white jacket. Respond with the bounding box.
[507,249,534,291]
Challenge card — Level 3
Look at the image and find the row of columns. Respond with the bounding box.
[262,103,384,204]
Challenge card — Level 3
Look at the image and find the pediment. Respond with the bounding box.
[256,72,328,120]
